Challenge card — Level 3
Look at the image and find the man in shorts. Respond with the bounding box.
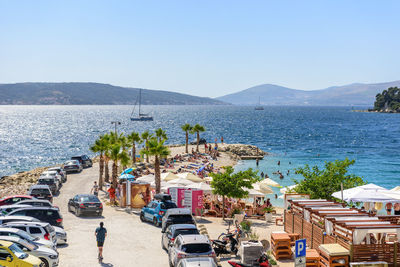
[95,222,107,260]
[91,181,99,196]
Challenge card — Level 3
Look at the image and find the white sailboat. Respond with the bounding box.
[130,89,153,121]
[255,96,264,110]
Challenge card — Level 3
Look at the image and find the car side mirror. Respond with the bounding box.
[6,256,12,262]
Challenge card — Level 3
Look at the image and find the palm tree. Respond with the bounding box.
[109,144,130,188]
[90,135,107,190]
[118,134,129,170]
[127,131,141,164]
[155,128,168,143]
[102,134,112,183]
[181,124,192,154]
[141,130,152,163]
[190,124,206,152]
[146,138,170,193]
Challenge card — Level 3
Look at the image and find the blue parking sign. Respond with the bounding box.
[295,239,306,258]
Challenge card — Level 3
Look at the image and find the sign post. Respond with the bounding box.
[295,239,306,267]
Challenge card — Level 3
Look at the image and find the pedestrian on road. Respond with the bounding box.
[95,222,107,260]
[91,181,99,196]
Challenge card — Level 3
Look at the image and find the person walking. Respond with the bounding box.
[95,222,107,260]
[91,181,99,196]
[108,186,116,206]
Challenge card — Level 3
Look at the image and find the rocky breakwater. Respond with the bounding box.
[218,144,267,160]
[0,166,49,198]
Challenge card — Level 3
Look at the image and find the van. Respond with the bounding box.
[0,240,42,267]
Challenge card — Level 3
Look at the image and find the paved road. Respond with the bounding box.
[55,165,169,267]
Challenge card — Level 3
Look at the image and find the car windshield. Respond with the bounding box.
[31,189,51,195]
[170,215,192,222]
[65,161,78,165]
[181,243,211,253]
[79,196,99,202]
[9,243,28,259]
[161,202,177,209]
[38,178,54,184]
[16,231,36,242]
[174,229,199,238]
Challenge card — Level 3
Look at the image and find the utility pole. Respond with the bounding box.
[111,121,121,134]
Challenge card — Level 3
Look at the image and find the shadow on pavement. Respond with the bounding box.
[99,262,113,266]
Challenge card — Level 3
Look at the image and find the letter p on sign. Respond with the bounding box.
[295,239,306,258]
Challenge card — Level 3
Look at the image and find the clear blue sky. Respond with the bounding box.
[1,1,399,97]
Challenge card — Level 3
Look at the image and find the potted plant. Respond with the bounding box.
[264,206,274,222]
[266,251,279,267]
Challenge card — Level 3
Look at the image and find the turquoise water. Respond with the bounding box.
[0,105,399,206]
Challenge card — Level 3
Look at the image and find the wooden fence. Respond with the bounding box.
[284,211,400,266]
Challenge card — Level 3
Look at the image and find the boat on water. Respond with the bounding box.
[130,89,153,121]
[255,96,264,110]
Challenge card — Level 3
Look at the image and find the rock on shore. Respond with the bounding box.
[218,144,267,160]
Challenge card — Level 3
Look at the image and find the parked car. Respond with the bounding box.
[176,257,218,267]
[190,138,207,145]
[36,177,59,195]
[162,224,199,250]
[162,208,196,233]
[16,199,57,209]
[53,226,67,245]
[2,221,57,246]
[0,205,32,216]
[0,215,41,225]
[27,185,53,203]
[8,207,63,227]
[63,160,83,173]
[168,235,216,267]
[0,236,58,267]
[71,155,92,168]
[0,195,33,206]
[47,167,67,183]
[39,171,61,191]
[0,227,55,250]
[140,194,177,227]
[68,194,103,217]
[0,240,42,267]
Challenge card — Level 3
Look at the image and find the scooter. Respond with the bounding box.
[227,253,271,267]
[212,233,239,256]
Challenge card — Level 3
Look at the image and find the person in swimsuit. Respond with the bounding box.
[394,203,400,215]
[385,202,393,215]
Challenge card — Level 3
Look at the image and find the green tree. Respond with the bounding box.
[190,124,206,152]
[155,128,168,143]
[102,133,112,183]
[109,144,130,188]
[141,131,153,163]
[90,135,107,190]
[210,166,259,219]
[293,158,366,199]
[181,123,192,154]
[126,131,141,164]
[144,138,170,193]
[374,87,400,112]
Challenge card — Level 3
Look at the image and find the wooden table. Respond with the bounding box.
[319,243,349,267]
[271,233,292,260]
[288,233,300,246]
[306,249,320,267]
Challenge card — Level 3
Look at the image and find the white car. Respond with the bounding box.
[2,221,57,246]
[40,171,62,189]
[0,235,58,267]
[176,258,218,267]
[0,227,55,251]
[53,226,67,245]
[168,235,216,267]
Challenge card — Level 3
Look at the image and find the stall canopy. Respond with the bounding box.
[185,182,212,193]
[331,183,400,203]
[177,172,203,182]
[161,172,179,181]
[252,182,274,194]
[135,174,155,183]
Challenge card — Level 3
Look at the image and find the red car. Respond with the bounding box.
[0,195,33,206]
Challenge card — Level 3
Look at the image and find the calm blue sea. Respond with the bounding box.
[0,105,399,206]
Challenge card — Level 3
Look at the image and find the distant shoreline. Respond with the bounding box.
[352,109,400,113]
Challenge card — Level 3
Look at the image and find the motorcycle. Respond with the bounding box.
[227,253,271,267]
[212,232,239,256]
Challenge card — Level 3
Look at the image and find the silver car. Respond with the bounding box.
[0,204,32,216]
[168,235,216,267]
[2,221,57,246]
[53,226,67,245]
[162,224,199,250]
[176,258,218,267]
[0,227,55,251]
[0,236,58,267]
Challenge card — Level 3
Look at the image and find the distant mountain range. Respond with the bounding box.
[0,82,225,105]
[216,81,400,106]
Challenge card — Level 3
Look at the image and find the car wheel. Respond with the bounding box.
[140,212,145,222]
[168,256,173,267]
[98,212,103,217]
[68,204,72,213]
[76,208,81,217]
[153,217,159,227]
[40,258,49,267]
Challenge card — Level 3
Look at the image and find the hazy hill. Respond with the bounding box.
[216,81,400,106]
[0,82,226,105]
